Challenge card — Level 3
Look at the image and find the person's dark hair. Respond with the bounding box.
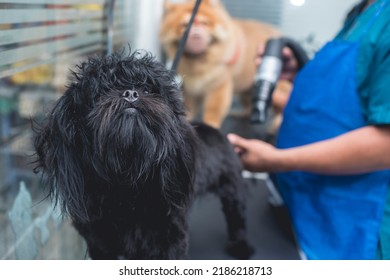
[345,0,368,22]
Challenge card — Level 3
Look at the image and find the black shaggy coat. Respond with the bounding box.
[34,50,253,259]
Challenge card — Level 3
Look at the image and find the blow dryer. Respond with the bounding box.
[250,37,309,124]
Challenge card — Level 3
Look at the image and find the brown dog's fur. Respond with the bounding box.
[160,0,291,130]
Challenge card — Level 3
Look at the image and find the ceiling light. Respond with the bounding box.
[290,0,305,7]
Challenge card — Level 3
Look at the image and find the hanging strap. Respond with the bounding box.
[106,0,116,55]
[170,0,202,72]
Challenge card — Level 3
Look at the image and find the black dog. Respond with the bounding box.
[33,50,254,260]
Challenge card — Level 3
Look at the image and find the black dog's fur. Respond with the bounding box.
[33,50,254,259]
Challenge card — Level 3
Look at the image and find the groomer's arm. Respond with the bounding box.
[228,125,390,175]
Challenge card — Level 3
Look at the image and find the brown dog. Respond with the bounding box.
[160,0,291,130]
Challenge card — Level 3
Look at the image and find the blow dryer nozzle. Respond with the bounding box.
[250,37,309,124]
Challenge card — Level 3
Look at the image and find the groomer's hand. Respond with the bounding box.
[227,133,280,172]
[255,44,299,82]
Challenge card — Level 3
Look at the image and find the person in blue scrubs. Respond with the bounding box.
[228,0,390,259]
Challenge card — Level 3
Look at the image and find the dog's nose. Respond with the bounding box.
[122,90,139,103]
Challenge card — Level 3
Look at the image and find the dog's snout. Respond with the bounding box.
[122,90,139,103]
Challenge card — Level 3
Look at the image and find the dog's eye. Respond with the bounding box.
[144,90,149,95]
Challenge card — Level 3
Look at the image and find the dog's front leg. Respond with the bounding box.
[203,79,234,128]
[219,193,255,259]
[87,243,120,260]
[184,93,202,122]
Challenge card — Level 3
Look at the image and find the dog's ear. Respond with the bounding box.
[34,84,89,222]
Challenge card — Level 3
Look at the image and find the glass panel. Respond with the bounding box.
[0,0,137,260]
[0,3,105,78]
[0,33,105,66]
[0,0,105,4]
[0,22,104,46]
[0,8,103,25]
[0,60,91,259]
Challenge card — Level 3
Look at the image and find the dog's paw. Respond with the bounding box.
[226,240,255,260]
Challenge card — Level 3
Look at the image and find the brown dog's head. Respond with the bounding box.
[159,0,232,58]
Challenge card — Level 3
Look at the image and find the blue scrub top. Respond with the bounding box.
[335,0,390,125]
[333,0,390,259]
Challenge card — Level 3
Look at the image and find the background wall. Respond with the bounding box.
[280,0,358,46]
[134,0,360,57]
[133,0,164,58]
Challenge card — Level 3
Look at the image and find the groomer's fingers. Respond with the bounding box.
[281,47,299,82]
[227,134,249,156]
[227,133,246,146]
[255,44,265,66]
[282,46,294,59]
